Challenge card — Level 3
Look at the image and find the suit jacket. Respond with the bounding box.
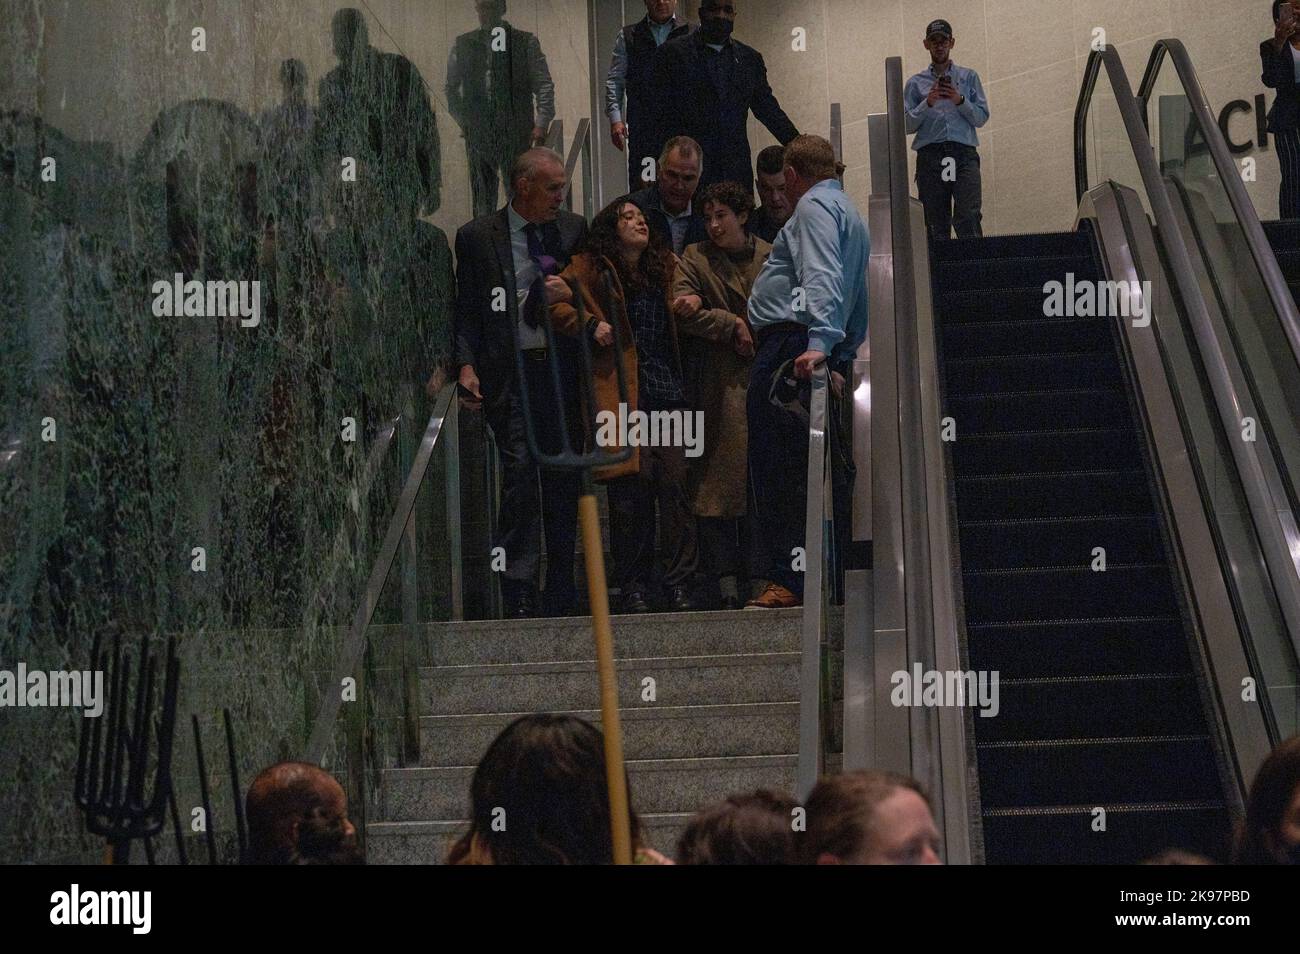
[452,206,587,402]
[651,32,798,193]
[1262,39,1300,133]
[628,184,708,254]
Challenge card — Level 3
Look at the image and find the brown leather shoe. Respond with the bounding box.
[744,582,801,609]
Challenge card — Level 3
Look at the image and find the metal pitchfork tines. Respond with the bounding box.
[513,269,634,863]
[74,632,181,864]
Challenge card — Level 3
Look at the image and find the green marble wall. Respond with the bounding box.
[0,0,553,862]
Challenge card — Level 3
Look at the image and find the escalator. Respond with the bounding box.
[857,42,1300,865]
[932,230,1231,863]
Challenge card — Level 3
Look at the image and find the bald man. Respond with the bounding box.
[245,762,360,864]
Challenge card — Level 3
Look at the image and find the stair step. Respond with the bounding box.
[366,812,692,865]
[941,317,1114,362]
[961,563,1178,622]
[965,616,1193,679]
[954,469,1154,520]
[423,607,838,667]
[957,514,1166,570]
[978,674,1205,741]
[951,427,1142,476]
[946,388,1130,434]
[418,651,847,715]
[980,802,1232,864]
[418,701,803,765]
[945,351,1123,392]
[975,735,1222,808]
[379,754,798,822]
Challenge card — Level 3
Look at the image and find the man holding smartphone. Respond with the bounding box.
[904,19,989,239]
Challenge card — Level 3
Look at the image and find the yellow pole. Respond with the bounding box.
[578,491,633,865]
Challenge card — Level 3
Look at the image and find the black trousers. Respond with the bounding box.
[915,141,983,240]
[1278,127,1300,220]
[483,350,581,615]
[746,326,812,597]
[606,439,698,597]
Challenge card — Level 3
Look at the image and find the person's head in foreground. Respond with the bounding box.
[801,770,943,865]
[447,713,665,864]
[245,761,360,864]
[1234,733,1300,864]
[782,134,845,208]
[676,788,801,864]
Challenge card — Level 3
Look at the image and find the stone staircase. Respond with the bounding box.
[367,607,843,864]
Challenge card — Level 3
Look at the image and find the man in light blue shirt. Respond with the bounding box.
[605,1,691,189]
[744,135,869,608]
[903,19,989,238]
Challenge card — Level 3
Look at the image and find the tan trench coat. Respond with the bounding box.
[673,237,772,518]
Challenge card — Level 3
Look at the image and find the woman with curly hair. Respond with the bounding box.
[1234,734,1300,864]
[549,197,697,614]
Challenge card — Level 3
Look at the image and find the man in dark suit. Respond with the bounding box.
[1264,0,1300,218]
[453,148,586,618]
[629,136,708,255]
[650,0,799,195]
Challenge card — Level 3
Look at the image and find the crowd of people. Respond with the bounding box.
[245,720,1300,865]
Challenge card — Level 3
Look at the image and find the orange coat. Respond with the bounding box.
[549,251,680,481]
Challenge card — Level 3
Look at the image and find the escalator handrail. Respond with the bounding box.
[1136,38,1300,389]
[1077,44,1300,694]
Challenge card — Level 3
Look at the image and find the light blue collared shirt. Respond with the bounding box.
[904,62,989,150]
[747,178,870,363]
[507,203,547,350]
[605,16,685,123]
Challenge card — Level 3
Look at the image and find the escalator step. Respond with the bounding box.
[934,286,1059,323]
[981,802,1232,864]
[961,563,1178,622]
[965,616,1193,679]
[945,352,1122,392]
[932,255,1095,292]
[951,427,1142,476]
[929,231,1093,263]
[978,674,1205,741]
[947,388,1130,434]
[957,514,1166,570]
[940,316,1114,359]
[975,735,1222,807]
[954,469,1154,520]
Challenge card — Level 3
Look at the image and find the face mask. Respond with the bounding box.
[701,16,734,43]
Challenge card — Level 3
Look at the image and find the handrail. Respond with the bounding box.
[303,382,460,765]
[1136,39,1300,369]
[797,363,831,798]
[1076,43,1300,713]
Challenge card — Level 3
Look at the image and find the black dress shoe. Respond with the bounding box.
[720,593,742,611]
[508,592,538,619]
[667,586,695,612]
[621,590,651,614]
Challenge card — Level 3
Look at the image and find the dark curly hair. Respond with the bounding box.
[582,196,672,294]
[699,181,754,220]
[446,713,646,865]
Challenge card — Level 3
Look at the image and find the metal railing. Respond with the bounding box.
[851,57,974,864]
[1073,42,1284,784]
